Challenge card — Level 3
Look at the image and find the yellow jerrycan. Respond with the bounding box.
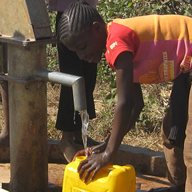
[62,156,136,192]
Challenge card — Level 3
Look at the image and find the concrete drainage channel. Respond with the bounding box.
[0,140,170,192]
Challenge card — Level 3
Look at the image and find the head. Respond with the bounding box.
[58,0,107,63]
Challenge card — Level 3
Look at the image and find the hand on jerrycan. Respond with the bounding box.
[72,132,111,182]
[73,132,111,159]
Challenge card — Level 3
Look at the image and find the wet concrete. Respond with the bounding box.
[0,163,171,192]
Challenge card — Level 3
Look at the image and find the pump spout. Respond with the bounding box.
[35,69,87,111]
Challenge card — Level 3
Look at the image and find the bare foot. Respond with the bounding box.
[73,131,100,146]
[0,132,9,147]
[60,140,83,163]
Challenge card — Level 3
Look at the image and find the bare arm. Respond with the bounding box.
[105,51,143,157]
[123,83,144,135]
[77,51,144,182]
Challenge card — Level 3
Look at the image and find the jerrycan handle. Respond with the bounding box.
[75,156,86,162]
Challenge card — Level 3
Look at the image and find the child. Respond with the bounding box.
[58,1,192,191]
[47,0,99,162]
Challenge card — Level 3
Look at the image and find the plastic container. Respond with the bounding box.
[62,156,136,192]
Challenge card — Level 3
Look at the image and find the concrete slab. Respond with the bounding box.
[0,139,67,163]
[0,139,167,177]
[115,145,166,177]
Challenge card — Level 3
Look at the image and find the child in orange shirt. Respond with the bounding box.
[58,1,192,191]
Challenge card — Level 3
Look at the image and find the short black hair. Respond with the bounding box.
[58,0,104,45]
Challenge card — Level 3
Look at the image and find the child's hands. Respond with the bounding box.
[78,151,112,183]
[73,133,112,183]
[73,132,111,161]
[72,147,92,161]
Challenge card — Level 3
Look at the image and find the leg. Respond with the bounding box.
[55,13,84,162]
[55,13,97,162]
[163,73,190,189]
[0,80,9,146]
[55,42,83,162]
[55,44,98,161]
[150,73,190,192]
[162,109,186,187]
[55,12,96,134]
[184,80,192,192]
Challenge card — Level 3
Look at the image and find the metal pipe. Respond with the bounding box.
[36,69,87,111]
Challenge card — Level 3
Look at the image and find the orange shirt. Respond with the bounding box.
[105,15,192,83]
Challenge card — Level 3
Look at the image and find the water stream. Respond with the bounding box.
[80,110,89,149]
